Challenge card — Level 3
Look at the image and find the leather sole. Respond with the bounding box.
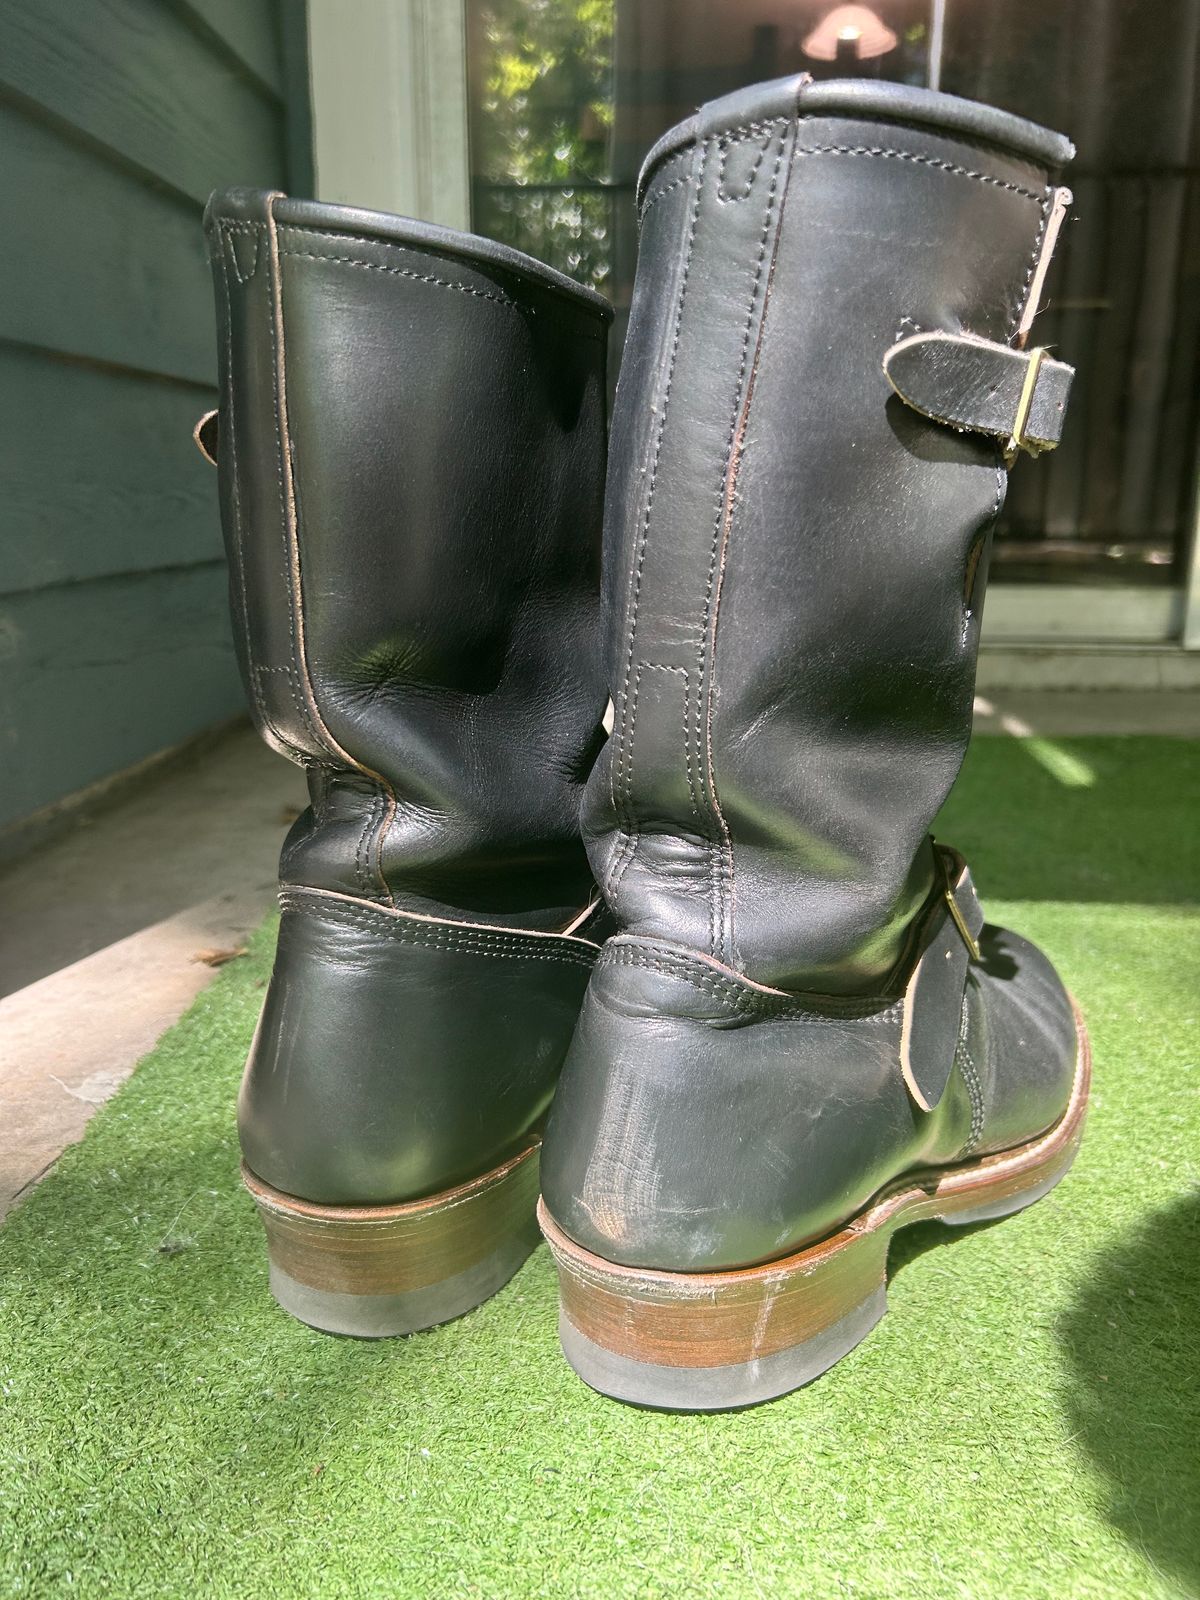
[242,1140,541,1337]
[539,1001,1090,1411]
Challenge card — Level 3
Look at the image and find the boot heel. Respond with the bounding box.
[243,1141,542,1337]
[538,1200,891,1411]
[540,1008,1090,1411]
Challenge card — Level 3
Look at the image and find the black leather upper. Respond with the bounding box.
[540,915,1077,1271]
[206,189,612,928]
[241,890,602,1204]
[204,192,613,1204]
[584,75,1072,991]
[541,80,1080,1273]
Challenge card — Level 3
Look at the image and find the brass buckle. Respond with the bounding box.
[939,850,981,962]
[1004,346,1047,465]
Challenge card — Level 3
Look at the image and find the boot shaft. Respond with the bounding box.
[205,190,611,926]
[586,78,1073,989]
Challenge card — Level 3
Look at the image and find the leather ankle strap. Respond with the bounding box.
[883,331,1074,459]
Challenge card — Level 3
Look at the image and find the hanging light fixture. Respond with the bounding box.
[802,4,899,61]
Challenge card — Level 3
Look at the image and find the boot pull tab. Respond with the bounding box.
[883,332,1074,461]
[193,409,219,467]
[899,846,986,1114]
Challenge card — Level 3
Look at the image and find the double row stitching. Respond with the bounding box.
[607,139,711,900]
[639,171,691,221]
[602,944,903,1024]
[279,892,595,968]
[625,665,701,821]
[717,129,773,202]
[263,242,327,758]
[954,1004,986,1156]
[266,200,403,907]
[700,125,787,962]
[353,786,378,899]
[215,223,304,763]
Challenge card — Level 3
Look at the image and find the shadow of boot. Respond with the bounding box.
[1057,1190,1200,1591]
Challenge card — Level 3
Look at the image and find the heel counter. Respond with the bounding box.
[541,938,948,1271]
[239,889,598,1204]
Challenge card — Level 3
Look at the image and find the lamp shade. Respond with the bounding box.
[802,4,899,60]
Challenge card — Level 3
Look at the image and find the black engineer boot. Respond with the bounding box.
[200,189,611,1335]
[537,78,1088,1409]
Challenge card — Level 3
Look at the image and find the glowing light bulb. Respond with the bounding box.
[803,4,898,60]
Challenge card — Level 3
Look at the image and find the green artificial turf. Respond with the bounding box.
[1,735,1197,1599]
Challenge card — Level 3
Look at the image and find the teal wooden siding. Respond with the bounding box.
[0,0,308,831]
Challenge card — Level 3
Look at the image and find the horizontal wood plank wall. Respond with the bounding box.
[0,0,302,831]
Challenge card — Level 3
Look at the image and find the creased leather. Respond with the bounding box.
[584,77,1071,991]
[540,915,1076,1271]
[204,189,611,927]
[202,191,612,1205]
[542,79,1081,1275]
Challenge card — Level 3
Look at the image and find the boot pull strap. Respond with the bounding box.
[193,409,219,467]
[883,331,1074,461]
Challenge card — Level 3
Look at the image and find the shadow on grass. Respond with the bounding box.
[936,736,1200,905]
[1057,1192,1200,1593]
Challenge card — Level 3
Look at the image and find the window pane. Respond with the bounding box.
[466,0,1200,588]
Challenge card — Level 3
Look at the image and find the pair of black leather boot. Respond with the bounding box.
[200,77,1088,1411]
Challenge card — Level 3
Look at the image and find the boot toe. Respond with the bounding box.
[966,924,1080,1158]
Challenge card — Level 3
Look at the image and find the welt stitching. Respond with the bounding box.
[700,127,786,962]
[607,138,710,901]
[794,144,1045,205]
[279,893,595,967]
[717,129,772,202]
[602,945,902,1023]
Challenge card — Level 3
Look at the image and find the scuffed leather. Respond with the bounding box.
[584,77,1073,990]
[884,332,1073,453]
[205,189,611,927]
[243,891,599,1204]
[542,80,1081,1274]
[540,911,1077,1271]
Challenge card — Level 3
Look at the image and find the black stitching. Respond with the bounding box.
[601,942,902,1024]
[699,126,787,962]
[717,128,772,203]
[280,890,596,968]
[276,224,608,338]
[794,143,1045,205]
[608,140,711,900]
